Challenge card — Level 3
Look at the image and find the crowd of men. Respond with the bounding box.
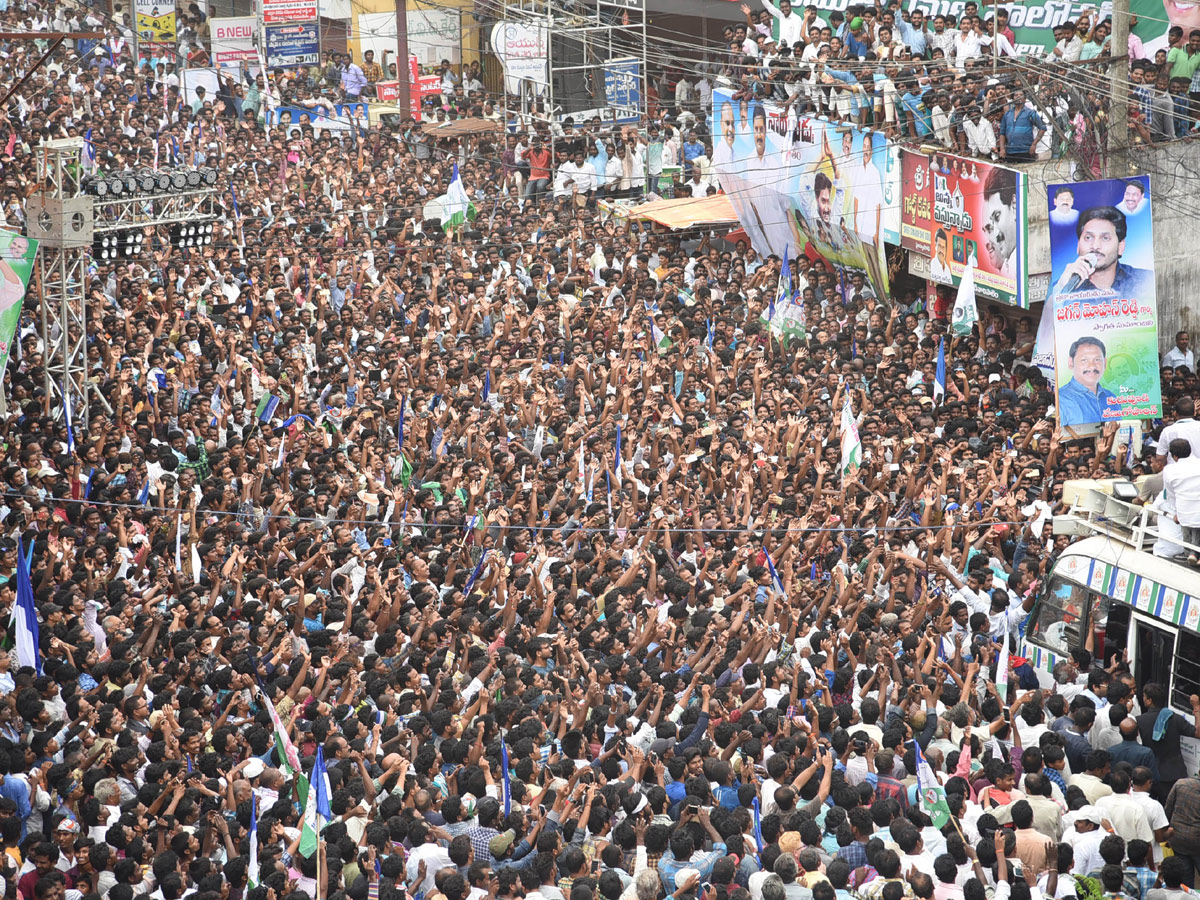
[3,4,1200,900]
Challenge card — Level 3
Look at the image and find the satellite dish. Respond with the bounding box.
[423,194,449,225]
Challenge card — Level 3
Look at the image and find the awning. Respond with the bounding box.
[621,194,738,230]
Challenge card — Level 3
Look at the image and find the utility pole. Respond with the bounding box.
[395,0,411,120]
[1109,0,1130,176]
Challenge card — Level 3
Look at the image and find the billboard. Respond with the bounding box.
[262,0,317,24]
[794,0,1174,57]
[211,17,257,70]
[491,22,549,96]
[708,87,899,301]
[0,231,38,377]
[1047,175,1161,428]
[900,150,1027,308]
[265,23,319,67]
[135,0,176,52]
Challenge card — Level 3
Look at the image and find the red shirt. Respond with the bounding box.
[528,148,551,181]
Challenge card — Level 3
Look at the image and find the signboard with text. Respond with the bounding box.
[265,22,319,67]
[211,17,257,70]
[262,0,317,24]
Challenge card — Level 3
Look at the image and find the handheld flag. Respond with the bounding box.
[500,740,511,815]
[614,425,623,484]
[752,797,764,855]
[764,548,786,597]
[482,371,490,404]
[138,480,151,506]
[248,794,259,889]
[397,397,406,451]
[255,393,280,423]
[995,631,1010,701]
[12,538,41,675]
[933,338,946,406]
[649,318,673,353]
[914,740,952,828]
[464,550,489,595]
[951,264,979,337]
[298,745,332,857]
[63,381,75,455]
[445,162,477,229]
[840,393,862,476]
[258,685,302,778]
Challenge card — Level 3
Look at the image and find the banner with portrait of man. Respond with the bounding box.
[1046,175,1161,427]
[708,87,898,303]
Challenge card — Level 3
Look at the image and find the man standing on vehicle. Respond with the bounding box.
[1157,399,1200,471]
[1163,438,1200,561]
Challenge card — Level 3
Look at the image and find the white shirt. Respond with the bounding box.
[1129,790,1169,861]
[963,117,997,156]
[407,843,454,894]
[1163,455,1200,526]
[762,0,805,49]
[1163,346,1195,370]
[952,31,984,68]
[1096,793,1153,844]
[557,160,597,194]
[1158,418,1200,463]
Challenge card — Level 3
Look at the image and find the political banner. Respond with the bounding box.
[265,23,320,68]
[708,87,898,301]
[793,0,1175,57]
[211,17,257,70]
[135,0,176,51]
[1046,175,1161,428]
[0,231,38,376]
[900,150,1027,308]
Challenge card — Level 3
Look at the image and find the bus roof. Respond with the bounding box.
[1055,536,1200,631]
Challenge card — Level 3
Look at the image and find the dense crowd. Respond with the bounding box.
[1,4,1200,900]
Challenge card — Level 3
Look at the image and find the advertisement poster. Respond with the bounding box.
[265,23,320,67]
[262,0,317,24]
[708,87,899,301]
[211,17,257,70]
[900,150,1027,308]
[604,57,641,123]
[1047,175,1161,427]
[0,231,39,376]
[135,0,176,50]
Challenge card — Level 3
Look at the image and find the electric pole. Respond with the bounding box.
[1109,0,1130,176]
[395,0,410,119]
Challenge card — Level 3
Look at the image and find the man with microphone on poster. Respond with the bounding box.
[1049,205,1154,298]
[1046,175,1162,430]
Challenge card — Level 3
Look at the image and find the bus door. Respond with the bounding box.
[1132,615,1176,697]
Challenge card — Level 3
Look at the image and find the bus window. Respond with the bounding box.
[1174,631,1200,711]
[1029,577,1088,655]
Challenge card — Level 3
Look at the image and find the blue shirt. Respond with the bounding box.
[895,19,928,56]
[901,91,931,136]
[1000,106,1046,154]
[1057,376,1117,427]
[658,843,727,890]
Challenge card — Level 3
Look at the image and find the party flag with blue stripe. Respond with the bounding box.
[765,548,786,597]
[933,337,946,406]
[12,537,41,675]
[614,425,623,484]
[464,549,489,595]
[500,740,511,816]
[138,480,151,506]
[752,797,764,856]
[63,381,75,455]
[397,397,406,451]
[482,371,490,404]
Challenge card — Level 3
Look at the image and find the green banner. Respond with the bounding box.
[0,230,38,376]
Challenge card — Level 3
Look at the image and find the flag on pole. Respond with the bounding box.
[482,371,490,404]
[298,745,332,857]
[12,538,41,675]
[840,393,862,475]
[445,162,477,229]
[464,550,489,595]
[913,740,952,829]
[397,397,406,451]
[752,797,764,855]
[500,740,511,816]
[951,264,979,337]
[933,338,946,406]
[247,794,259,889]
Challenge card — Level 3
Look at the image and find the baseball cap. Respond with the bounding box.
[489,829,517,857]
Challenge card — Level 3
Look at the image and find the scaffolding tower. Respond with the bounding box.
[501,0,647,139]
[24,138,221,430]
